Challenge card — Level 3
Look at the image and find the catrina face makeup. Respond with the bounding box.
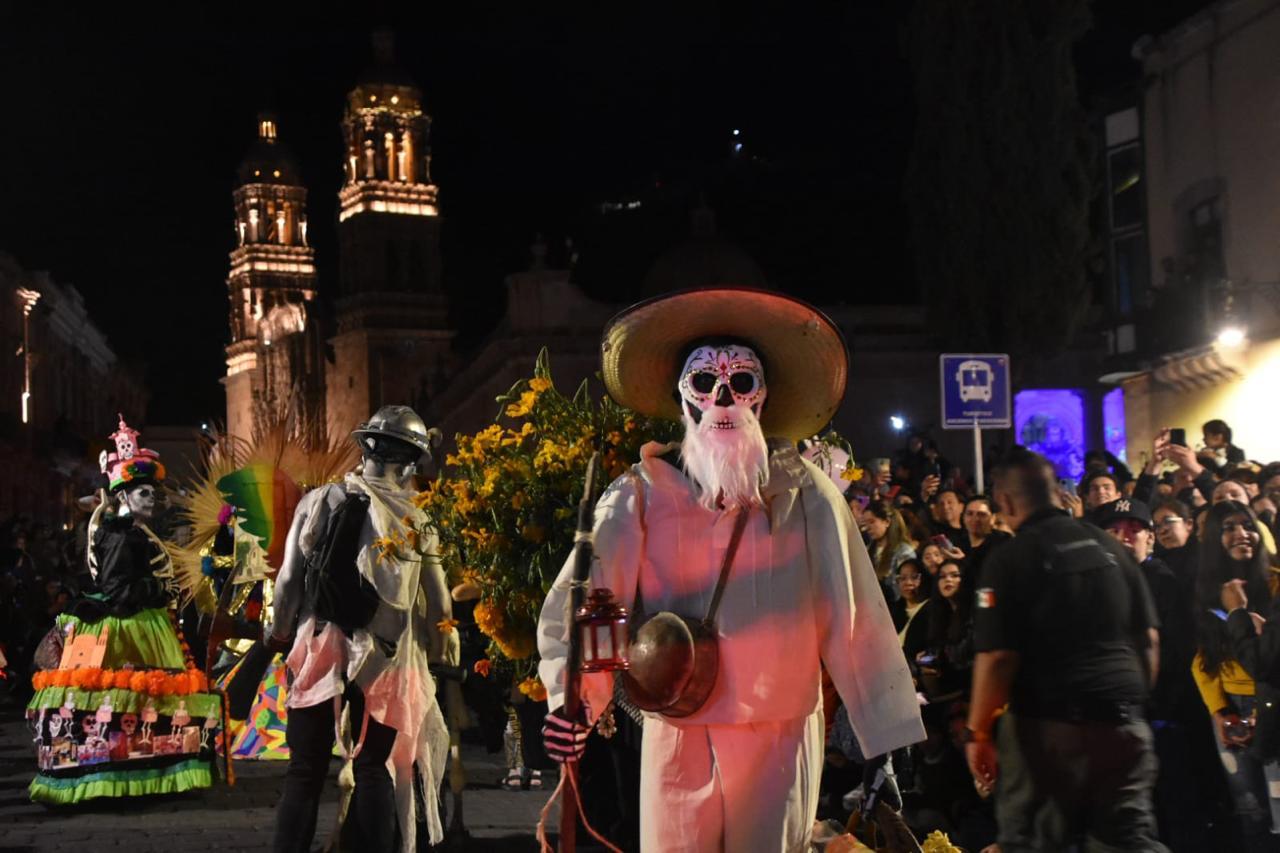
[677,344,767,430]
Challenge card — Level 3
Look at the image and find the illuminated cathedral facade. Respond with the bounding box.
[224,35,453,442]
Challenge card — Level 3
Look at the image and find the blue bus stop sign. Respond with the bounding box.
[940,354,1011,429]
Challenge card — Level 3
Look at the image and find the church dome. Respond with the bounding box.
[237,113,301,186]
[639,204,768,296]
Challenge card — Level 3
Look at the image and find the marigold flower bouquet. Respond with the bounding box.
[415,349,680,690]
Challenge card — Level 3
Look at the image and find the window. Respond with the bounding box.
[1108,145,1142,232]
[1015,389,1086,480]
[1188,197,1225,285]
[1102,388,1127,464]
[1112,234,1148,317]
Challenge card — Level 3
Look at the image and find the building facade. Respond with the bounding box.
[223,115,324,443]
[224,39,454,442]
[326,52,454,437]
[0,253,147,524]
[1118,0,1280,463]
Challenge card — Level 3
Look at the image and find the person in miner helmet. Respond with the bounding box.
[270,405,456,853]
[536,288,924,852]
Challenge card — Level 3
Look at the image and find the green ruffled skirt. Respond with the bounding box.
[26,607,220,804]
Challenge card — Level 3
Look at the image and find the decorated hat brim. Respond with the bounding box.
[600,287,848,441]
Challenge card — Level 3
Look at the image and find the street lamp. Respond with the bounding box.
[16,288,41,424]
[889,414,907,432]
[1217,325,1247,349]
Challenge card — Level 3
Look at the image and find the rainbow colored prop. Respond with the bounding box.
[218,653,290,760]
[216,464,302,570]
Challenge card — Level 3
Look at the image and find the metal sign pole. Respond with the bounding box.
[973,417,985,495]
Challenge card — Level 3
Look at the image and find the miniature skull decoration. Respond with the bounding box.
[677,344,767,429]
[120,713,138,736]
[200,715,218,749]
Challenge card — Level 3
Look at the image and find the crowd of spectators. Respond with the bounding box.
[0,514,89,693]
[818,420,1280,852]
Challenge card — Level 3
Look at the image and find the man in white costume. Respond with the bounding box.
[537,288,925,852]
[270,405,456,853]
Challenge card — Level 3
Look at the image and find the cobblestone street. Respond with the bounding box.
[0,694,551,852]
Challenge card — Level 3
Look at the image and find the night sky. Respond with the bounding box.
[0,4,1211,425]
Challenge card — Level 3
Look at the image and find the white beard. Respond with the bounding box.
[680,406,770,511]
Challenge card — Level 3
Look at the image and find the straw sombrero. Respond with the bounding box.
[601,287,847,441]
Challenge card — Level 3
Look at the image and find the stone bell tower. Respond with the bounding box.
[224,114,325,442]
[327,31,455,435]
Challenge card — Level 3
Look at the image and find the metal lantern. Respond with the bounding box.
[575,588,630,673]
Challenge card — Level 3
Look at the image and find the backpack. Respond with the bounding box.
[303,491,378,636]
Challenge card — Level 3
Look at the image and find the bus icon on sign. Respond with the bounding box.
[940,353,1010,430]
[956,360,995,403]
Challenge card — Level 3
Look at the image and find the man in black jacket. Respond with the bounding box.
[1097,499,1213,850]
[966,450,1167,852]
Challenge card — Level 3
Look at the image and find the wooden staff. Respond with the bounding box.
[559,451,602,853]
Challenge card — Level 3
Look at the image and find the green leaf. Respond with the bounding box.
[571,378,590,407]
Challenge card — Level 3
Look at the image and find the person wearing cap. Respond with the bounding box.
[1097,498,1212,849]
[1195,501,1280,848]
[269,405,454,853]
[27,416,221,804]
[966,449,1166,852]
[536,288,924,852]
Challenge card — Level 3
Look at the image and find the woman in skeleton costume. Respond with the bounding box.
[26,417,219,804]
[537,288,924,852]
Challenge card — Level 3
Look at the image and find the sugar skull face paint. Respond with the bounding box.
[677,344,767,428]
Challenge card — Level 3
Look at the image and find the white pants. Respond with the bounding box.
[639,707,824,853]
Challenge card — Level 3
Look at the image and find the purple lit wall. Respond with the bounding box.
[1014,389,1085,480]
[1103,388,1127,464]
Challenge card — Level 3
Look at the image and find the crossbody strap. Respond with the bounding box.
[703,509,751,625]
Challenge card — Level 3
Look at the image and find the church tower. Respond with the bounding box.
[327,32,454,434]
[224,114,324,442]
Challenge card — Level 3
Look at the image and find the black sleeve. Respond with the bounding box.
[1093,530,1159,634]
[1193,468,1217,503]
[1226,597,1280,685]
[1132,472,1158,506]
[95,527,168,616]
[903,604,931,664]
[890,599,908,634]
[1127,559,1160,637]
[973,546,1018,652]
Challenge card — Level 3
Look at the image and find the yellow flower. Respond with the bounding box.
[477,465,502,498]
[473,599,505,637]
[529,377,552,394]
[510,491,527,510]
[373,534,404,563]
[534,439,565,474]
[436,617,459,635]
[474,424,504,451]
[517,675,548,702]
[462,527,495,550]
[504,457,533,479]
[505,390,539,418]
[840,465,865,483]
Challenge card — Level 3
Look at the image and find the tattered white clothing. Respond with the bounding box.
[274,472,456,851]
[538,441,924,851]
